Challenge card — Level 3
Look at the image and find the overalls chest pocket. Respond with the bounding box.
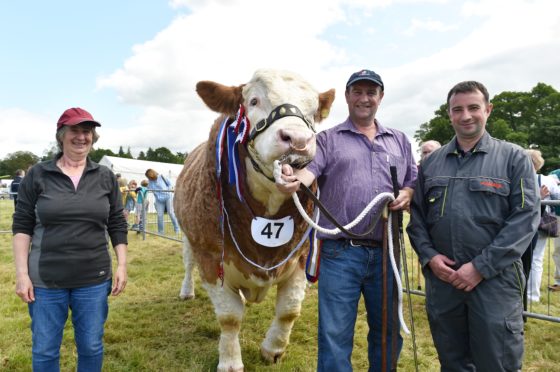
[425,177,450,223]
[468,177,511,223]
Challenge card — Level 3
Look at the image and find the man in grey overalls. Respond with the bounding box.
[407,81,539,371]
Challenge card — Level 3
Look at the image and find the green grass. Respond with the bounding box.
[1,199,560,371]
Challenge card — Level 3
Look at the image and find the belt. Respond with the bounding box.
[338,238,382,248]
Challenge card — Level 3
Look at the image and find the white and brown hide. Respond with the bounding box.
[174,69,335,372]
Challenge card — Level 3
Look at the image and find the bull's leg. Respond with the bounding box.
[179,237,195,300]
[261,266,307,363]
[203,282,245,372]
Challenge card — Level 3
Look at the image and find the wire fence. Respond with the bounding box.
[2,195,559,322]
[125,189,183,242]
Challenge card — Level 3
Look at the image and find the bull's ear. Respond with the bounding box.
[315,89,336,123]
[196,81,244,116]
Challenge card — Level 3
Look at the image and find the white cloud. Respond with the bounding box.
[381,0,560,143]
[403,19,458,36]
[95,0,351,155]
[0,109,54,158]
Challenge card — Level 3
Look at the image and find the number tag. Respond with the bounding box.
[251,216,294,247]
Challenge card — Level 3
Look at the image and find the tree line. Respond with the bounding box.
[0,146,187,179]
[415,82,560,174]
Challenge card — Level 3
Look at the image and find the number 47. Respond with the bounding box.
[261,222,284,239]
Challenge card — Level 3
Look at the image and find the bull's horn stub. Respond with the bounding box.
[321,109,330,119]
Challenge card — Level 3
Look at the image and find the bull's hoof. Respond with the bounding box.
[260,345,286,364]
[179,291,195,300]
[217,363,244,372]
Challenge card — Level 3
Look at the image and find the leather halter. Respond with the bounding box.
[248,103,315,141]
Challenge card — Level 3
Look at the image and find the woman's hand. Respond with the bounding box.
[15,273,35,303]
[112,265,127,296]
[112,243,128,296]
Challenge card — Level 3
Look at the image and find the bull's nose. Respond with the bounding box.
[278,128,314,152]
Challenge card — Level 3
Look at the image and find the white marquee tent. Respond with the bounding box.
[98,156,184,185]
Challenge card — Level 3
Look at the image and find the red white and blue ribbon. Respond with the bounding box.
[215,106,250,230]
[215,105,250,285]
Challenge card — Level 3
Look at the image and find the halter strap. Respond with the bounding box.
[249,103,314,141]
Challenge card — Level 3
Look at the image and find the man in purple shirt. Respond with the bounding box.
[277,69,417,372]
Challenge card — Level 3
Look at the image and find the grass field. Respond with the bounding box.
[1,199,560,371]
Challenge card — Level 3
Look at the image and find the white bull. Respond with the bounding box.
[174,69,335,371]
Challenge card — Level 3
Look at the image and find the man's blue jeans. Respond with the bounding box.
[317,239,403,372]
[155,198,180,233]
[28,280,111,372]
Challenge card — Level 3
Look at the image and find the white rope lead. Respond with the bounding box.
[388,215,410,335]
[292,190,395,236]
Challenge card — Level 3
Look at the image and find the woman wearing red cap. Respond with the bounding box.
[12,107,128,371]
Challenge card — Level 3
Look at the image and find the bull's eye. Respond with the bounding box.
[250,98,258,106]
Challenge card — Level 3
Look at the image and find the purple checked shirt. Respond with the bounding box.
[307,118,417,241]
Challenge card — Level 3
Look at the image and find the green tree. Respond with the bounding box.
[175,152,188,163]
[89,148,116,163]
[41,142,59,161]
[137,151,147,160]
[487,119,513,142]
[145,147,181,163]
[414,104,454,145]
[0,151,40,177]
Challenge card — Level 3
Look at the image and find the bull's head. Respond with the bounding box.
[196,69,335,180]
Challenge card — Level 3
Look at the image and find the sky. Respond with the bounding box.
[1,0,559,161]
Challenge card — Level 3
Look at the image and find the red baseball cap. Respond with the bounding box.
[57,107,101,129]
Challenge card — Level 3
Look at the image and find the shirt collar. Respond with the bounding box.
[335,117,391,138]
[446,131,491,157]
[44,155,99,173]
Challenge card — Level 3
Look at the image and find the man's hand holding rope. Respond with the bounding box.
[389,187,413,212]
[275,164,315,194]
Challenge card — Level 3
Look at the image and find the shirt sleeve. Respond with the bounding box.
[401,134,418,190]
[406,166,441,267]
[546,175,560,201]
[107,174,129,247]
[306,131,328,179]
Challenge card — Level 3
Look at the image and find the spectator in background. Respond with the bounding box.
[525,149,560,302]
[548,169,560,291]
[124,180,137,225]
[10,169,25,207]
[12,107,127,371]
[118,177,129,221]
[145,168,180,234]
[420,140,441,162]
[134,179,149,233]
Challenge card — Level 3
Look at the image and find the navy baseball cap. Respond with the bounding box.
[346,69,384,91]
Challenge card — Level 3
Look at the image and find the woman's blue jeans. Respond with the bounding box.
[154,198,180,233]
[317,239,403,372]
[28,280,111,372]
